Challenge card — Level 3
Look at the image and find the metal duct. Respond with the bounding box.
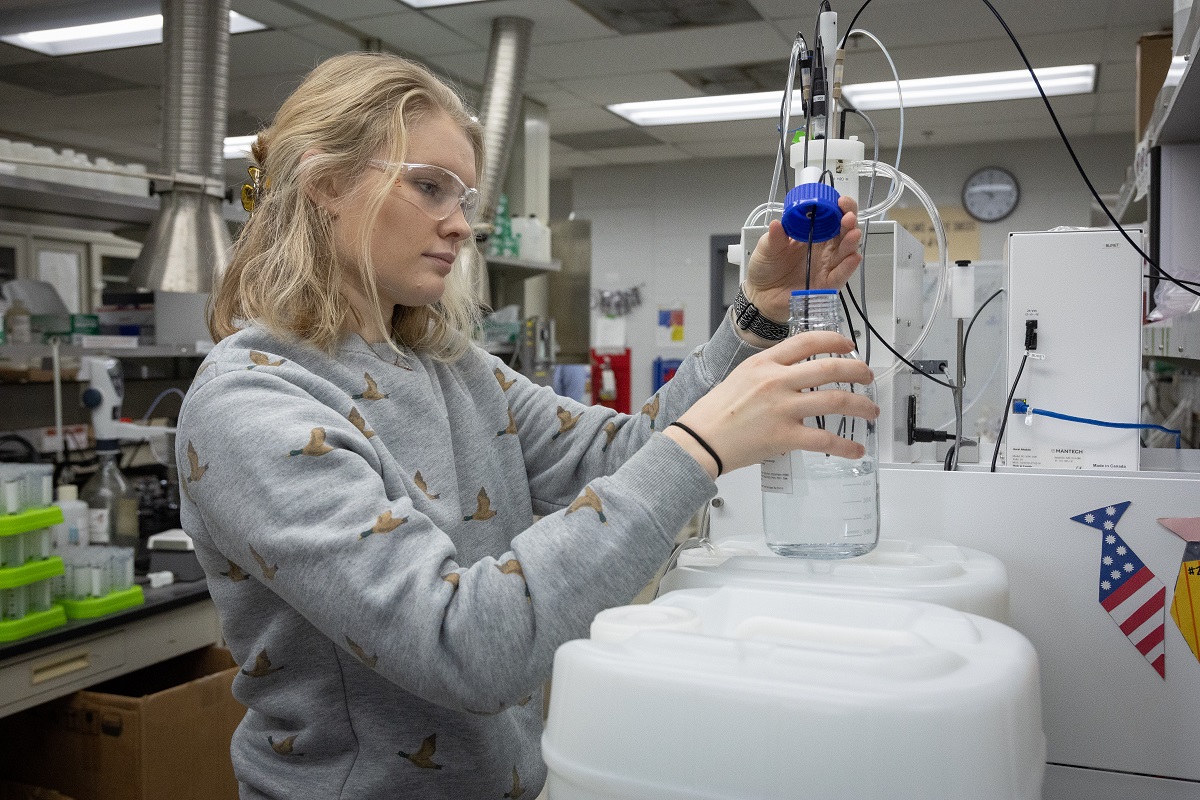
[128,0,233,294]
[465,16,534,307]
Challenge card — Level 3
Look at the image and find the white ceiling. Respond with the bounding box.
[0,0,1176,184]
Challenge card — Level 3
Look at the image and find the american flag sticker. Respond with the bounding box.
[1071,501,1166,679]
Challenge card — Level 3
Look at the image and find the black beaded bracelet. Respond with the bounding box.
[731,287,789,341]
[668,421,724,477]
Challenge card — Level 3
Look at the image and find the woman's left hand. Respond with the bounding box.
[743,195,862,325]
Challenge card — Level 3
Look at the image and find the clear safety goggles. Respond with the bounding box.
[367,160,480,224]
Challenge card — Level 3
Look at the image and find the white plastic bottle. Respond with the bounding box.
[52,484,90,549]
[761,289,880,559]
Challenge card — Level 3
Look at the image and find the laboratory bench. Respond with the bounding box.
[0,579,219,719]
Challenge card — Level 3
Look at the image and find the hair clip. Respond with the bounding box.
[240,165,270,212]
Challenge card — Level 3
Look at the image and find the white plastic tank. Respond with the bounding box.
[659,536,1009,622]
[544,586,1045,800]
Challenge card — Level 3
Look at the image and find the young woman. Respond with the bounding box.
[178,52,874,798]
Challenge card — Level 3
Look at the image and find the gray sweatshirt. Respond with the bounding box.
[176,316,758,798]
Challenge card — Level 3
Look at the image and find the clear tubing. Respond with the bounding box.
[743,202,784,229]
[846,29,903,177]
[852,160,950,385]
[768,35,807,206]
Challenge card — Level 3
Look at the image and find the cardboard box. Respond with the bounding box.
[0,647,244,800]
[1135,31,1174,143]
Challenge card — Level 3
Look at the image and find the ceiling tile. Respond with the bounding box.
[231,0,316,29]
[353,12,478,56]
[531,20,789,80]
[418,0,617,47]
[231,28,344,77]
[55,44,162,85]
[524,81,591,110]
[548,105,627,134]
[284,0,406,22]
[557,70,699,105]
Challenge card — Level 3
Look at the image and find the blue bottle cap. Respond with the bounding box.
[781,181,842,243]
[791,289,839,296]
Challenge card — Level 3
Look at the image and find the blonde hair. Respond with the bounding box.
[211,52,485,359]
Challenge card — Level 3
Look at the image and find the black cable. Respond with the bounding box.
[962,288,1005,375]
[990,352,1029,472]
[839,292,860,351]
[840,0,877,47]
[944,444,956,471]
[844,285,956,390]
[976,0,1200,299]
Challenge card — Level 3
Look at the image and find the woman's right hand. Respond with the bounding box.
[664,331,879,478]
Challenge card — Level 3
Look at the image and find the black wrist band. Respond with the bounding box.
[732,288,789,341]
[668,421,724,477]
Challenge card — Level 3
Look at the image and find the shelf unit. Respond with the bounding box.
[1114,8,1200,367]
[0,173,247,231]
[485,254,561,281]
[0,343,208,360]
[1115,14,1200,220]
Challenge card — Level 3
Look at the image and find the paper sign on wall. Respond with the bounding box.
[888,206,980,264]
[656,305,685,347]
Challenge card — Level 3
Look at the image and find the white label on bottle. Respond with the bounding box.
[89,508,110,544]
[760,454,793,494]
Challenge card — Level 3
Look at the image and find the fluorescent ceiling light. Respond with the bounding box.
[843,65,1096,110]
[1165,56,1187,87]
[400,0,494,7]
[608,65,1097,126]
[224,135,258,160]
[1,11,266,56]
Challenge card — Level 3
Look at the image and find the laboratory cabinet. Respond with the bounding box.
[0,220,140,314]
[0,584,219,719]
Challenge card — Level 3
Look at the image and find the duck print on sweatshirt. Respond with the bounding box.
[221,559,249,582]
[249,545,278,580]
[552,407,583,440]
[345,635,378,669]
[398,734,443,769]
[504,767,526,798]
[288,428,334,457]
[494,367,515,391]
[248,351,285,369]
[567,487,607,523]
[464,488,497,521]
[359,510,407,539]
[268,735,301,756]
[242,649,284,678]
[641,395,660,429]
[185,441,208,483]
[348,407,376,439]
[352,372,388,401]
[497,408,518,437]
[414,471,440,500]
[602,422,618,452]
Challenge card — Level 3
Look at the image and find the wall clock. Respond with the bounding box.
[962,166,1019,223]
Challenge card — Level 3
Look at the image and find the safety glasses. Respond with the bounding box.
[367,160,479,224]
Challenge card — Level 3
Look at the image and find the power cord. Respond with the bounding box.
[990,320,1038,472]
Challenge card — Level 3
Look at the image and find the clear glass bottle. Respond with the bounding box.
[761,289,879,559]
[80,442,139,552]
